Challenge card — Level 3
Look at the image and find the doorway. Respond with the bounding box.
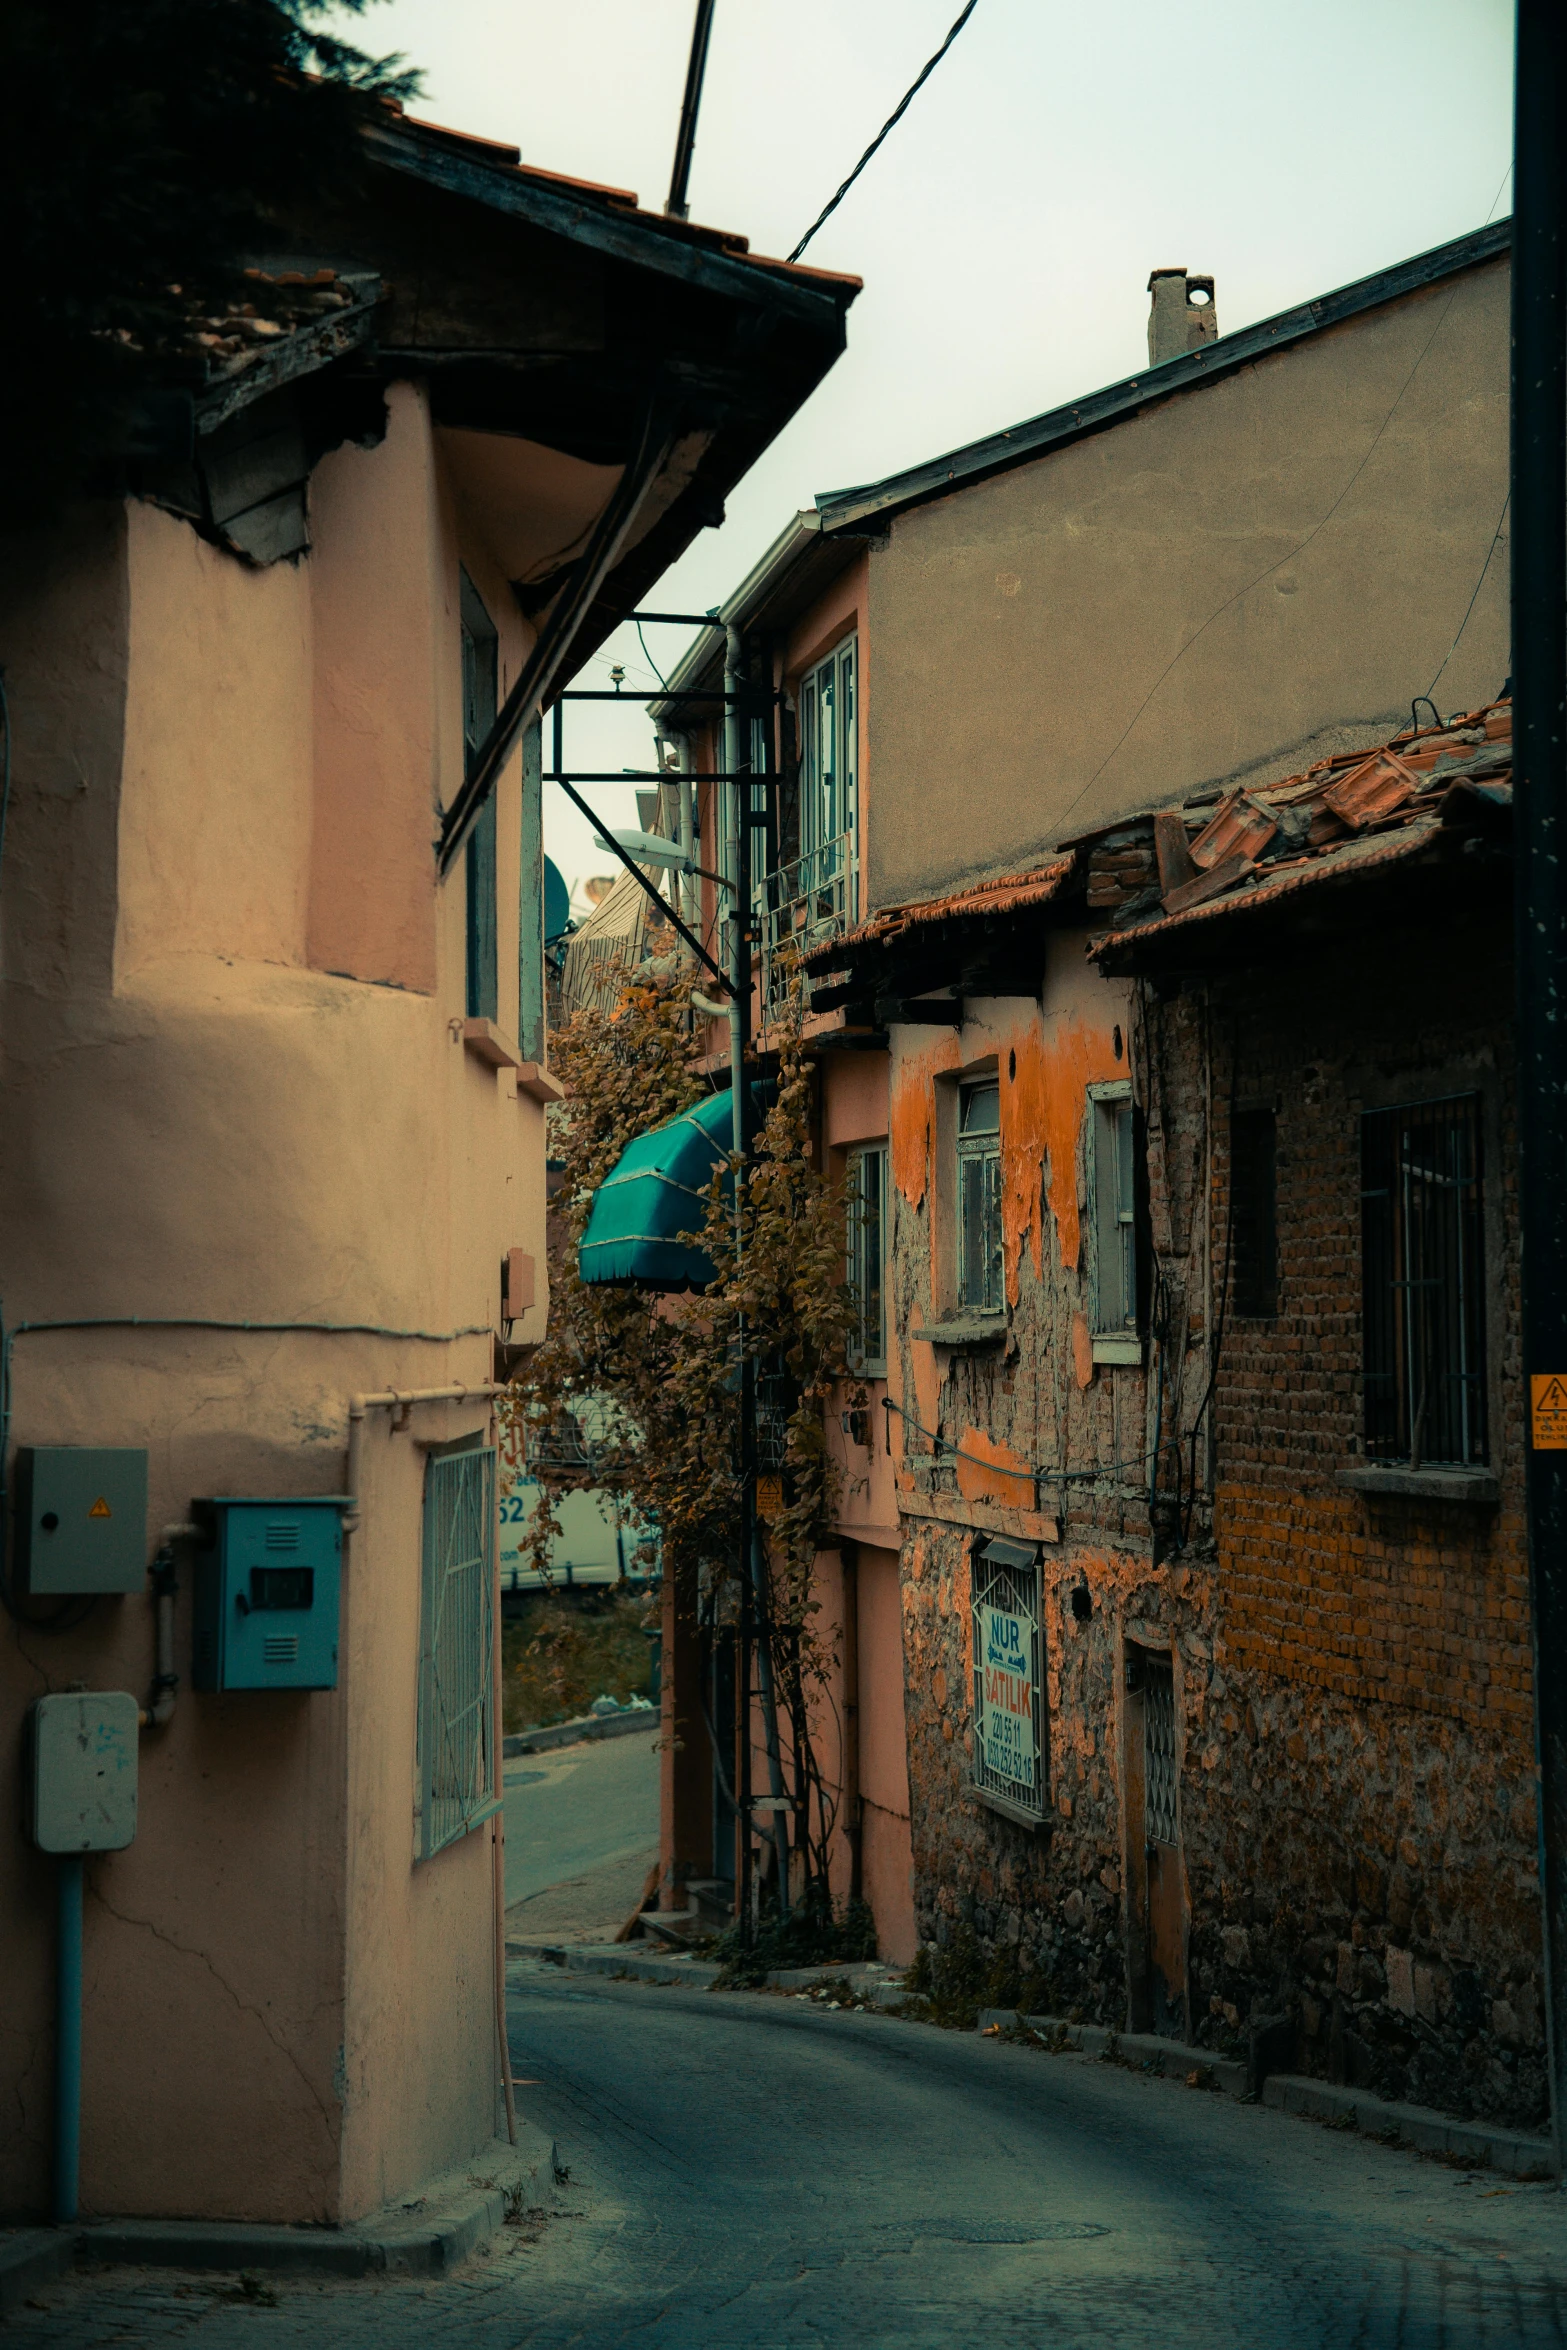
[1124,1643,1186,2037]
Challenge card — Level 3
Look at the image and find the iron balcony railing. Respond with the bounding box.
[754,830,858,1021]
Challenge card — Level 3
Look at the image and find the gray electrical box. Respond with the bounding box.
[32,1691,140,1852]
[15,1448,149,1595]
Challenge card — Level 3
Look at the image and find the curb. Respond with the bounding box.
[511,1939,720,1988]
[0,2230,75,2316]
[504,1710,655,1759]
[977,2010,1249,2097]
[508,1939,912,2007]
[1262,2073,1555,2178]
[975,2009,1557,2176]
[4,2127,558,2291]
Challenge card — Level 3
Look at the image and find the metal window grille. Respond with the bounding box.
[958,1082,1003,1313]
[1360,1093,1487,1466]
[1144,1657,1178,1846]
[1231,1106,1278,1318]
[847,1144,886,1369]
[754,1369,794,1472]
[418,1446,498,1861]
[970,1537,1046,1823]
[1091,1092,1137,1333]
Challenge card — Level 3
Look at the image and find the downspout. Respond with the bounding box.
[725,622,792,1917]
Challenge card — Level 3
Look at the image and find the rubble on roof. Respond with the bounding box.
[1083,699,1512,949]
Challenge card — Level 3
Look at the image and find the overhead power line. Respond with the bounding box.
[787,0,980,264]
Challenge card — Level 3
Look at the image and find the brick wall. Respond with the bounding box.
[888,903,1546,2130]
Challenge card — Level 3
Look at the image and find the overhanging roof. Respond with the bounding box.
[815,219,1511,535]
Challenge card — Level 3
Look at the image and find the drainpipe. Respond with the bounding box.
[724,625,792,1920]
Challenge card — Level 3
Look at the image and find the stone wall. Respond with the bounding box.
[888,903,1546,2129]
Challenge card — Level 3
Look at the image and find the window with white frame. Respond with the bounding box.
[799,637,857,876]
[417,1443,499,1860]
[958,1079,1004,1315]
[846,1143,887,1371]
[1088,1081,1139,1352]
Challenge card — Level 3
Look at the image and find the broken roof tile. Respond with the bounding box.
[1319,747,1421,831]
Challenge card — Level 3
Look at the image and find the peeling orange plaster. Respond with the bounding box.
[955,1426,1034,1510]
[1038,1015,1122,1273]
[1000,1023,1050,1304]
[891,1032,961,1208]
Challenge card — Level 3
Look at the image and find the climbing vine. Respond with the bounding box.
[498,963,860,1908]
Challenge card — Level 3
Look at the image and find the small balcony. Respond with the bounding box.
[755,831,857,1020]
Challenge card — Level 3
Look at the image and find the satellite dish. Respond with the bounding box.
[544,857,571,943]
[597,828,695,872]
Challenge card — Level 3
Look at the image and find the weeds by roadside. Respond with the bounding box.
[710,1886,878,1989]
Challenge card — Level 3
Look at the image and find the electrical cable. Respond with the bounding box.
[1427,491,1511,703]
[881,1393,1182,1491]
[0,1313,491,1632]
[635,621,668,691]
[787,0,980,263]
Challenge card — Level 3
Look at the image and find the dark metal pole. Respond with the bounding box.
[666,0,717,221]
[1512,0,1567,2176]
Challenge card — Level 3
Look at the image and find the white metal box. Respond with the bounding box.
[32,1691,140,1852]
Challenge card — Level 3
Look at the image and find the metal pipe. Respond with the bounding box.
[1512,0,1567,2177]
[54,1855,82,2224]
[665,0,717,221]
[724,624,791,1918]
[489,1396,517,2146]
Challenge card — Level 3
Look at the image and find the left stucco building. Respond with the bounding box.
[0,101,856,2227]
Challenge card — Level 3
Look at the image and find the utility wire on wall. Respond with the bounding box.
[788,0,981,263]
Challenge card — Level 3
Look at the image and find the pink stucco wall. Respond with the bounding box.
[0,383,551,2224]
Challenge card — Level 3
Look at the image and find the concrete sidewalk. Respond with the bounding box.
[0,2126,558,2312]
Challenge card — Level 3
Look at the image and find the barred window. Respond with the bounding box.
[418,1445,500,1860]
[846,1143,886,1371]
[1360,1094,1487,1466]
[958,1081,1003,1314]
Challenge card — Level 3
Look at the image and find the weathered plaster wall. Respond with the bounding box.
[888,890,1543,2131]
[0,401,542,2221]
[866,257,1510,907]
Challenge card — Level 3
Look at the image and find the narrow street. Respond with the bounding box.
[10,1963,1567,2346]
[502,1728,661,1927]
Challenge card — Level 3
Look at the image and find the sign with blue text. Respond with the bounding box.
[975,1601,1036,1781]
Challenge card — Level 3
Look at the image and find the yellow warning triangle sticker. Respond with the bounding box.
[88,1496,112,1519]
[1531,1375,1567,1450]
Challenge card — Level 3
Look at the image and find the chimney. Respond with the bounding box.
[1147,268,1217,366]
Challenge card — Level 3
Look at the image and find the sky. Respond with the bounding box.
[361,0,1515,903]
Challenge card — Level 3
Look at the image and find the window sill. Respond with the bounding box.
[517,1061,565,1104]
[461,1017,521,1071]
[1091,1333,1143,1366]
[968,1782,1051,1833]
[913,1316,1007,1349]
[1336,1463,1499,1504]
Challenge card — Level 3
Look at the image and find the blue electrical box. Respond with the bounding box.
[192,1498,350,1692]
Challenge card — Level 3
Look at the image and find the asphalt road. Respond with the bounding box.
[12,1965,1567,2347]
[502,1723,660,1907]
